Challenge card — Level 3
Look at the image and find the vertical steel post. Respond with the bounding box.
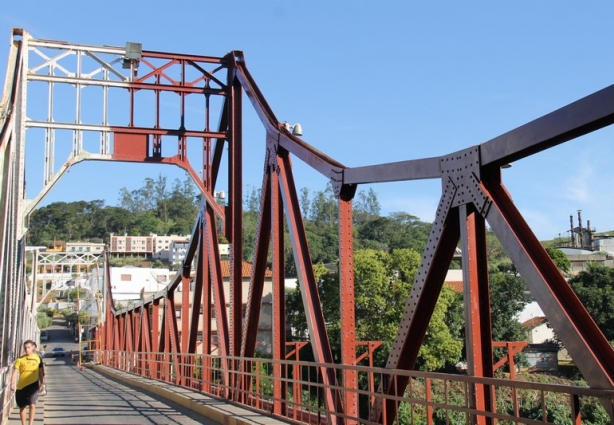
[460,204,494,425]
[272,166,287,415]
[228,76,243,375]
[339,196,357,423]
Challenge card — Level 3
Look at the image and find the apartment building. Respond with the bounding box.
[109,233,190,261]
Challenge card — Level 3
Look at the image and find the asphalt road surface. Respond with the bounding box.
[8,317,217,424]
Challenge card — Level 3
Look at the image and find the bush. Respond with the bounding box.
[37,312,52,329]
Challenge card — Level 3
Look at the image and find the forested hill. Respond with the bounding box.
[27,176,442,266]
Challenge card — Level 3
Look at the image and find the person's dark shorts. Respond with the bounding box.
[15,381,39,408]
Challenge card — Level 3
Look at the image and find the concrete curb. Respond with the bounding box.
[92,365,283,425]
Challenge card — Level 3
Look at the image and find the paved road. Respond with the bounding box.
[7,318,216,424]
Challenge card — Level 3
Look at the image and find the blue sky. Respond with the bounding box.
[2,2,614,241]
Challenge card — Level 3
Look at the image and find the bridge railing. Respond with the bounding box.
[99,350,614,425]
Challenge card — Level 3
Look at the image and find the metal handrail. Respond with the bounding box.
[98,350,614,425]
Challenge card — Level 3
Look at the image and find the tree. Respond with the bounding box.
[545,246,571,274]
[488,262,530,364]
[286,248,463,371]
[37,311,52,329]
[28,200,108,245]
[165,177,199,235]
[486,230,509,266]
[309,184,337,226]
[353,188,381,225]
[569,264,614,341]
[356,212,430,253]
[300,187,310,218]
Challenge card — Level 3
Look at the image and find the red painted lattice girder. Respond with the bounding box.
[164,291,182,385]
[241,168,271,359]
[276,145,343,425]
[118,314,126,354]
[138,304,154,377]
[151,301,161,379]
[157,302,167,378]
[238,162,271,404]
[198,224,214,392]
[88,40,614,425]
[373,189,461,424]
[187,258,203,353]
[125,313,134,358]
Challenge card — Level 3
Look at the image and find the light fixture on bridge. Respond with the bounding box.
[123,42,142,77]
[214,191,226,204]
[283,122,303,136]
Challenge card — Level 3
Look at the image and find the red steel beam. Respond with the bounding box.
[460,204,494,424]
[373,188,460,424]
[87,36,614,425]
[200,227,213,392]
[140,304,153,377]
[228,76,243,362]
[157,301,167,380]
[271,166,287,416]
[276,146,343,425]
[338,195,357,424]
[188,237,204,354]
[241,168,271,359]
[482,178,614,393]
[165,291,182,385]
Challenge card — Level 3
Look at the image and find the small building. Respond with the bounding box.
[169,238,190,264]
[65,241,105,255]
[557,247,614,275]
[522,316,553,344]
[109,266,172,302]
[524,343,559,372]
[109,233,192,260]
[47,240,65,252]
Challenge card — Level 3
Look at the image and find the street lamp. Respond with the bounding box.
[282,122,303,136]
[214,191,226,203]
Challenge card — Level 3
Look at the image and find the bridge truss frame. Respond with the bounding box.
[1,28,614,424]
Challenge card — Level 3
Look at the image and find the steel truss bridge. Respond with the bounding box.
[1,28,614,424]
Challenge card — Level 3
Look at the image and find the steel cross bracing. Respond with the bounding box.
[31,251,104,309]
[1,27,614,424]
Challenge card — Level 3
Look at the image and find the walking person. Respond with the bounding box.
[11,340,45,425]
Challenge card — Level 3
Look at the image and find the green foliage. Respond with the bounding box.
[356,212,430,253]
[108,256,149,267]
[353,188,381,225]
[286,249,462,371]
[62,310,78,324]
[37,311,52,329]
[28,174,199,246]
[488,262,530,365]
[485,230,510,266]
[545,246,571,274]
[151,259,165,268]
[569,264,614,341]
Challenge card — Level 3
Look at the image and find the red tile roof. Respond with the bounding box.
[219,260,273,278]
[522,316,548,329]
[445,281,463,293]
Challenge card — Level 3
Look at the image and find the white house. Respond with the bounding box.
[109,266,172,302]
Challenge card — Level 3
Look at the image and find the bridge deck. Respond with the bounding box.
[6,328,284,425]
[7,362,285,425]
